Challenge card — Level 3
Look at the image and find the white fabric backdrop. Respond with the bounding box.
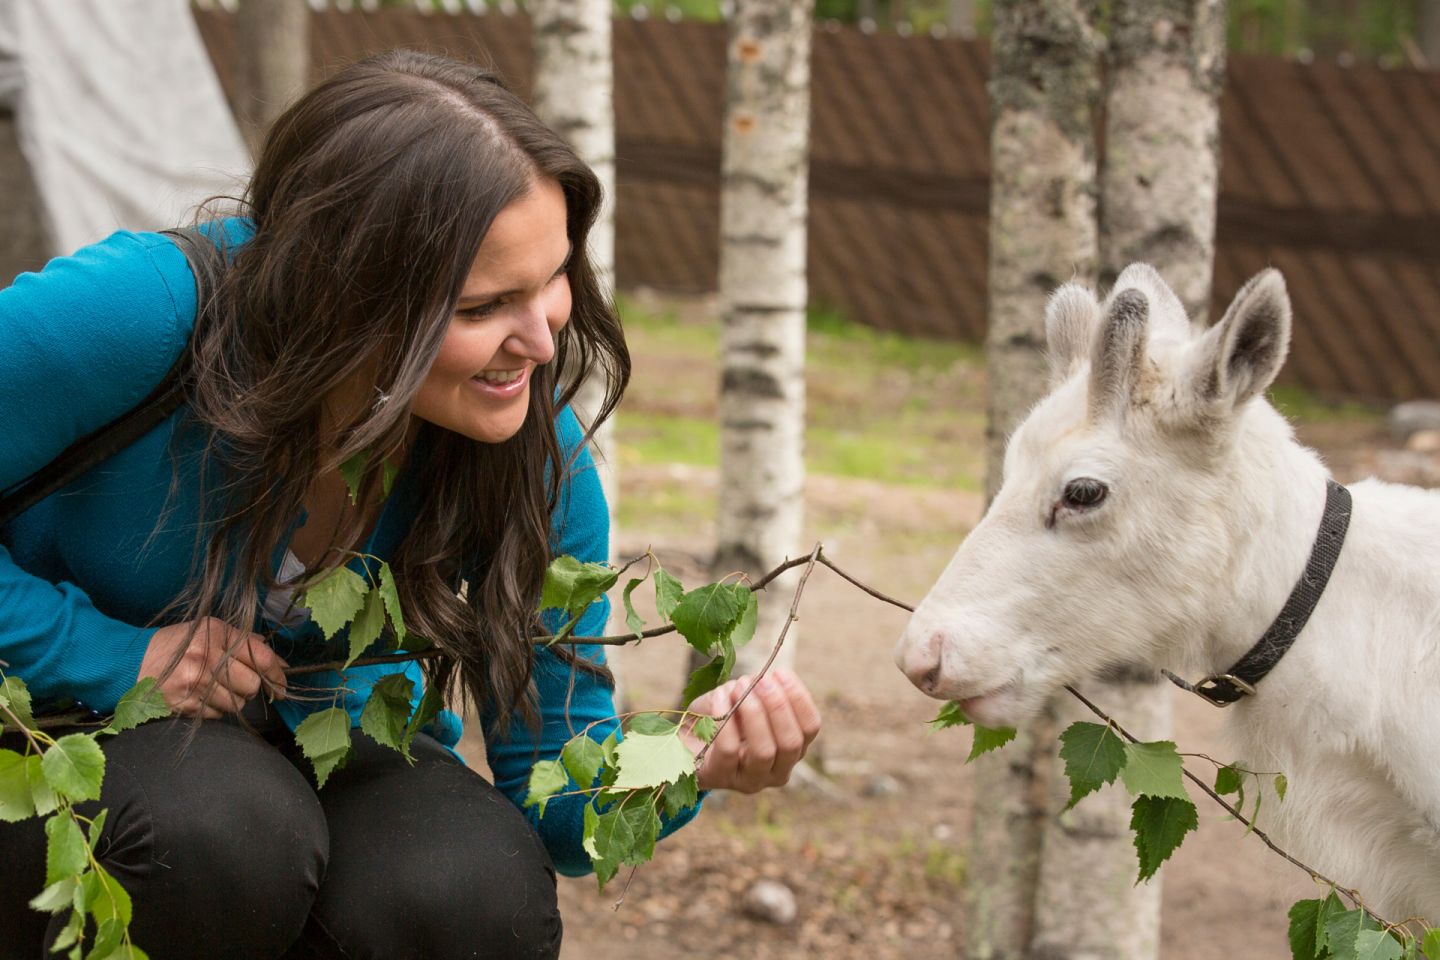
[0,0,249,255]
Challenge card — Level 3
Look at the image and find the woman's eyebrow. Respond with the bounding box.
[456,243,574,305]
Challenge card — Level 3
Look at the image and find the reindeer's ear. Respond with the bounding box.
[1045,283,1101,387]
[1089,288,1149,422]
[1189,269,1291,409]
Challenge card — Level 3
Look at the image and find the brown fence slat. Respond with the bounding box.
[195,10,1440,403]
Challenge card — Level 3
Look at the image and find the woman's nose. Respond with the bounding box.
[510,300,557,364]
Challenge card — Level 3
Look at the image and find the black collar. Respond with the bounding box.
[1165,479,1352,707]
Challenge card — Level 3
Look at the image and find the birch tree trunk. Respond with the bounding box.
[234,0,309,155]
[1029,4,1227,957]
[970,3,1100,957]
[714,0,814,675]
[1424,0,1440,67]
[531,0,619,516]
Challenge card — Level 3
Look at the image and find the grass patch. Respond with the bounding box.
[1268,384,1383,425]
[614,295,986,492]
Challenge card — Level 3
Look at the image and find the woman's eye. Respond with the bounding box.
[459,301,502,320]
[1062,477,1108,509]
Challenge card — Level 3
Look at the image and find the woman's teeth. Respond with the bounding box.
[475,369,523,385]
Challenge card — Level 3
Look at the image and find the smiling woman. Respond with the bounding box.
[0,49,820,960]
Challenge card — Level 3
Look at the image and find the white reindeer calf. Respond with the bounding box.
[896,265,1440,924]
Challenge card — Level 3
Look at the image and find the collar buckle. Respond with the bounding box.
[1191,673,1258,707]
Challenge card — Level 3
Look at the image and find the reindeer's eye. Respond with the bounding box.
[1062,477,1108,510]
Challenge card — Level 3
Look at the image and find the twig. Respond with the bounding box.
[1061,684,1373,915]
[695,543,823,769]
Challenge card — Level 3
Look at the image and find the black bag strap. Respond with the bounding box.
[0,226,225,526]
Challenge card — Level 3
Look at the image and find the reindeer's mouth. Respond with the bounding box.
[958,677,1021,728]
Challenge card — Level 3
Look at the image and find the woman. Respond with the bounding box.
[0,50,820,959]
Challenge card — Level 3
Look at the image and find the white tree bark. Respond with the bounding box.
[235,0,309,156]
[531,0,619,516]
[1423,0,1440,67]
[972,3,1100,957]
[1030,4,1227,958]
[714,0,814,675]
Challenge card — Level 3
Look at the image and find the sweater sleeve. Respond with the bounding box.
[483,408,703,877]
[0,231,195,711]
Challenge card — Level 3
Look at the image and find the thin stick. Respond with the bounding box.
[1061,684,1372,913]
[695,543,823,769]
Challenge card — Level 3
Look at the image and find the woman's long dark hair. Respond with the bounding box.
[177,50,628,729]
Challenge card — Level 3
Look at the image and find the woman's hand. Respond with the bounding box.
[138,618,289,719]
[685,669,822,794]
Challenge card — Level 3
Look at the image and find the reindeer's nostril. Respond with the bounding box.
[919,666,940,695]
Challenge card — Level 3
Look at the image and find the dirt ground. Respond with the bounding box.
[455,412,1404,960]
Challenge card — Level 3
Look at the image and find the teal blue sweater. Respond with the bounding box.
[0,228,697,875]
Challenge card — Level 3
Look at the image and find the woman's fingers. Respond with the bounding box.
[232,634,289,700]
[697,684,741,792]
[753,672,807,778]
[732,678,778,793]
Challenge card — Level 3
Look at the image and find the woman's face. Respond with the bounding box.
[411,177,572,443]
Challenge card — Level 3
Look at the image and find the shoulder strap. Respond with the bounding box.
[0,227,224,526]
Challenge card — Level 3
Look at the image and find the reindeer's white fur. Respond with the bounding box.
[896,265,1440,923]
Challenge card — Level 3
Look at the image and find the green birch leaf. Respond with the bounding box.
[1129,795,1198,882]
[616,796,661,865]
[27,755,58,816]
[400,683,444,757]
[1353,930,1404,960]
[50,912,82,951]
[88,917,124,959]
[82,863,133,925]
[611,731,696,790]
[97,945,151,960]
[669,584,746,656]
[378,561,407,649]
[28,876,76,913]
[0,675,35,731]
[381,458,399,498]
[1120,740,1189,801]
[689,715,717,743]
[294,707,353,789]
[104,677,170,735]
[1275,773,1289,802]
[42,735,105,803]
[621,577,647,639]
[967,725,1017,762]
[653,569,684,621]
[302,567,369,641]
[1326,909,1369,960]
[0,749,36,822]
[681,659,726,706]
[345,588,386,667]
[627,713,677,736]
[1314,892,1348,956]
[1214,764,1243,796]
[662,773,699,818]
[731,590,759,649]
[1288,898,1325,960]
[588,803,635,888]
[561,736,607,789]
[86,809,108,851]
[44,814,87,884]
[582,802,621,889]
[1058,722,1127,807]
[1403,939,1421,960]
[929,700,970,732]
[525,758,570,816]
[1423,928,1440,960]
[359,674,415,753]
[540,556,618,618]
[339,451,366,505]
[582,800,601,858]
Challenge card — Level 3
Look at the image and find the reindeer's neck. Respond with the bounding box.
[1189,403,1332,676]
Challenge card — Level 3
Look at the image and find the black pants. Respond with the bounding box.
[0,718,561,960]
